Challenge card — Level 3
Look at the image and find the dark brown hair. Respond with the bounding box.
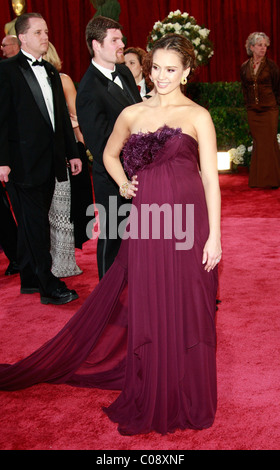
[85,15,122,57]
[146,33,197,77]
[15,12,43,37]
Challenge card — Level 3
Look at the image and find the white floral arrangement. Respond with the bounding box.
[229,134,280,167]
[147,10,214,66]
[228,145,247,166]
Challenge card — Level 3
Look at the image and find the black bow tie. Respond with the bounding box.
[111,70,118,80]
[32,60,44,67]
[26,56,44,67]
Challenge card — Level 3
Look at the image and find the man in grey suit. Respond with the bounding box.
[76,16,142,279]
[0,13,82,304]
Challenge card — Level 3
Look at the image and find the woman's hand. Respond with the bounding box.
[119,175,139,199]
[202,236,222,272]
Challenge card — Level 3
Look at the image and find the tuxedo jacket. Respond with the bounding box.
[0,51,79,186]
[76,62,142,167]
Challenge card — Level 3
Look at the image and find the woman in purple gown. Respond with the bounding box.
[0,34,222,436]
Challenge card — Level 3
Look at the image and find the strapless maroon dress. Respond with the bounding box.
[0,126,218,435]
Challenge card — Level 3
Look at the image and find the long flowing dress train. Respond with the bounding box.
[0,126,218,435]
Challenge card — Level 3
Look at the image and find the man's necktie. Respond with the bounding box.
[32,60,44,67]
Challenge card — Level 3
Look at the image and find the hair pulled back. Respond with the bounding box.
[144,33,197,78]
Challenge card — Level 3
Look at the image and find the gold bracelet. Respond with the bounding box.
[119,181,132,199]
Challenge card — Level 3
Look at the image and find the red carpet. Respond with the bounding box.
[0,169,279,450]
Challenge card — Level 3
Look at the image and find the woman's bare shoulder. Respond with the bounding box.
[118,100,151,123]
[187,99,212,123]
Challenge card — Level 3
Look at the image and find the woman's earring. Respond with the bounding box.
[181,76,187,85]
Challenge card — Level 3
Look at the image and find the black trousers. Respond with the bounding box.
[91,160,131,279]
[6,176,62,295]
[0,183,18,264]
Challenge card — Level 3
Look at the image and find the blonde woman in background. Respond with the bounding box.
[44,42,84,144]
[44,43,87,277]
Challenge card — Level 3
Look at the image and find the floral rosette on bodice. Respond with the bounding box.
[122,126,182,178]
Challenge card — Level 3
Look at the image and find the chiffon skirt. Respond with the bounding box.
[0,131,218,435]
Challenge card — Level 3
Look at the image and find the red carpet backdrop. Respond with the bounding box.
[1,0,280,83]
[0,171,280,450]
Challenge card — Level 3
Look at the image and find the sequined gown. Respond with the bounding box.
[49,171,82,278]
[0,127,218,435]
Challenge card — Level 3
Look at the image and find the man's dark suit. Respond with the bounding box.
[76,62,142,278]
[0,51,80,295]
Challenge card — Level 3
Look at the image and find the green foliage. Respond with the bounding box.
[90,0,121,21]
[187,82,253,164]
[210,107,251,151]
[90,0,106,7]
[187,81,244,108]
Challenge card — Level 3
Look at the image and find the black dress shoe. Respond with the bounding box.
[5,261,19,276]
[41,285,79,305]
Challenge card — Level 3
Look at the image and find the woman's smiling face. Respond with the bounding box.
[151,49,189,94]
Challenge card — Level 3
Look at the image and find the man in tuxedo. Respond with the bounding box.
[0,13,82,305]
[76,16,142,279]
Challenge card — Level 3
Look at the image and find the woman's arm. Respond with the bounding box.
[60,73,85,144]
[195,107,222,272]
[103,109,139,199]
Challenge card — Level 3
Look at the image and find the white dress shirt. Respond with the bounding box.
[21,50,55,130]
[92,59,123,89]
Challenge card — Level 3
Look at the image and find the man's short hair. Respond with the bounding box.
[15,12,43,37]
[85,15,122,57]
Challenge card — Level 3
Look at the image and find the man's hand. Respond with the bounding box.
[0,166,11,183]
[69,158,82,176]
